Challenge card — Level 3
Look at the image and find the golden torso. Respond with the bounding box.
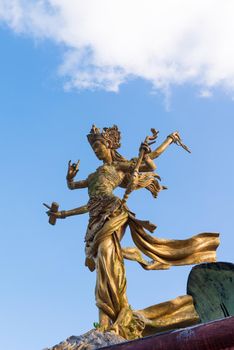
[87,163,125,197]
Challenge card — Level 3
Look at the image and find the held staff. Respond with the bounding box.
[122,128,159,204]
[122,129,191,204]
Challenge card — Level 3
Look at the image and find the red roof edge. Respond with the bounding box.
[101,317,234,350]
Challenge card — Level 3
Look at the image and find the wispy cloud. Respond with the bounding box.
[1,0,234,95]
[199,89,213,98]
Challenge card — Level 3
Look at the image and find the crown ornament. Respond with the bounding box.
[87,125,121,149]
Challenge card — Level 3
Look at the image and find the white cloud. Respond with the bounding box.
[1,0,234,94]
[199,89,213,98]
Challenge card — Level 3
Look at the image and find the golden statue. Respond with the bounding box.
[45,125,219,340]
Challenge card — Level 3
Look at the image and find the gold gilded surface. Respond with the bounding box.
[46,125,219,340]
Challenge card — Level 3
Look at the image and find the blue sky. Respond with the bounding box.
[1,4,234,350]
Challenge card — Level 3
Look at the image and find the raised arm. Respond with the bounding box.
[117,131,184,174]
[66,160,88,190]
[149,132,180,160]
[67,178,88,190]
[139,142,157,171]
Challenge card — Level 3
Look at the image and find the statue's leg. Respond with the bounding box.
[99,309,111,329]
[96,229,128,330]
[115,225,129,308]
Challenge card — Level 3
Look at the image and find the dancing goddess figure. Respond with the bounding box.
[45,125,219,339]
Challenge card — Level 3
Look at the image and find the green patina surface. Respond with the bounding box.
[187,262,234,323]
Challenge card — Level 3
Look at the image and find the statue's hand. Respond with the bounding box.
[168,131,191,153]
[168,131,181,143]
[139,142,151,154]
[66,160,80,180]
[46,210,66,219]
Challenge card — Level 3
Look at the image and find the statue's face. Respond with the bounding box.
[92,140,111,161]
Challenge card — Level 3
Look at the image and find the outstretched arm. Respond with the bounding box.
[66,160,88,190]
[47,204,89,220]
[149,132,179,160]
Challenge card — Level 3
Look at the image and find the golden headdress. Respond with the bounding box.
[87,125,121,149]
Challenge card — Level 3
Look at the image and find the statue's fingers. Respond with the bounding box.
[68,160,71,167]
[76,160,80,170]
[150,128,159,140]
